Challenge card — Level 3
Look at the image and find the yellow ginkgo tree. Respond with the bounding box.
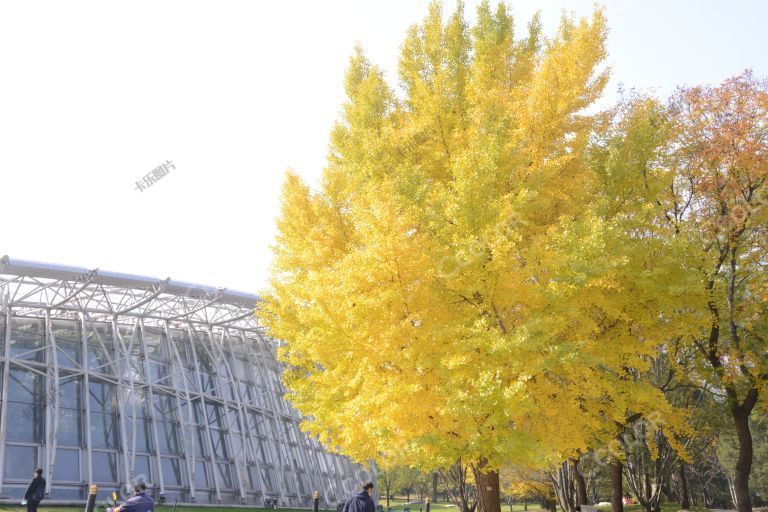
[261,3,692,511]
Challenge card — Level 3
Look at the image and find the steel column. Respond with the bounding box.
[209,328,248,503]
[242,333,289,504]
[251,333,292,505]
[0,306,13,494]
[165,323,197,502]
[44,309,61,497]
[80,313,95,487]
[235,329,271,505]
[186,324,222,503]
[138,319,165,494]
[111,316,135,493]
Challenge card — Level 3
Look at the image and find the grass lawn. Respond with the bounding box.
[0,502,731,512]
[382,498,457,511]
[382,499,544,512]
[594,503,711,512]
[0,507,325,512]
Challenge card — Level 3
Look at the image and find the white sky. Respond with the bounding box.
[1,1,766,294]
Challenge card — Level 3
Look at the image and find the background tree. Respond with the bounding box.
[665,71,768,512]
[380,466,405,508]
[719,415,768,507]
[501,465,557,512]
[439,460,478,512]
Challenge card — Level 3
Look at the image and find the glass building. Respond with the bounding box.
[0,256,371,506]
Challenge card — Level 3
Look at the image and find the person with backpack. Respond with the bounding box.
[342,482,377,512]
[24,468,46,512]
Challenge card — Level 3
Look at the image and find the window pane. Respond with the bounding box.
[92,452,119,483]
[149,361,171,384]
[248,466,261,492]
[133,455,151,483]
[59,378,82,409]
[89,381,117,414]
[6,402,43,442]
[157,421,180,455]
[58,408,82,446]
[162,457,183,486]
[195,460,209,489]
[87,342,114,373]
[52,320,80,342]
[143,328,167,361]
[211,430,229,460]
[261,467,276,493]
[86,323,114,373]
[297,472,309,496]
[193,427,207,457]
[90,413,119,449]
[170,332,190,364]
[10,318,45,362]
[122,389,148,418]
[53,320,81,367]
[184,367,199,392]
[57,340,82,368]
[8,368,43,403]
[55,449,80,481]
[4,445,37,479]
[217,463,233,489]
[283,471,296,495]
[126,419,152,453]
[253,438,268,465]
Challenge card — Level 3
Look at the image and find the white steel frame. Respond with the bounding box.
[0,256,370,507]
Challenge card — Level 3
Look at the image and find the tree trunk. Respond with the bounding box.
[524,499,527,511]
[610,460,624,512]
[433,473,439,503]
[473,463,501,512]
[548,499,557,512]
[732,404,754,512]
[573,458,588,506]
[677,463,690,510]
[660,482,673,503]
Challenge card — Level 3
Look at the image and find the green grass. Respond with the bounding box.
[0,507,322,512]
[2,503,716,512]
[381,499,543,512]
[593,503,710,512]
[381,499,457,511]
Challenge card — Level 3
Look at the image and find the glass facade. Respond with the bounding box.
[0,260,371,507]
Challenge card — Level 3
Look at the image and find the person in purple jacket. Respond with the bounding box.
[108,483,154,512]
[343,482,376,512]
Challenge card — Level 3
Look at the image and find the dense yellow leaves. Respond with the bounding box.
[262,1,700,478]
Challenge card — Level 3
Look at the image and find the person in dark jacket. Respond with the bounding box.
[108,483,154,512]
[343,482,376,512]
[24,468,46,512]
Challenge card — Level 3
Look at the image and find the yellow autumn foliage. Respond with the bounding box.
[262,1,697,478]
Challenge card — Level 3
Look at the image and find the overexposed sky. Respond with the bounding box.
[1,1,766,294]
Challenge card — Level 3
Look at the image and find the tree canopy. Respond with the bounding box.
[262,3,768,512]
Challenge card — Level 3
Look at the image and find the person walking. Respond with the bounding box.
[107,483,154,512]
[343,482,377,512]
[24,468,46,512]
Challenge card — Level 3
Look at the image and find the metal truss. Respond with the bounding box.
[0,256,371,506]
